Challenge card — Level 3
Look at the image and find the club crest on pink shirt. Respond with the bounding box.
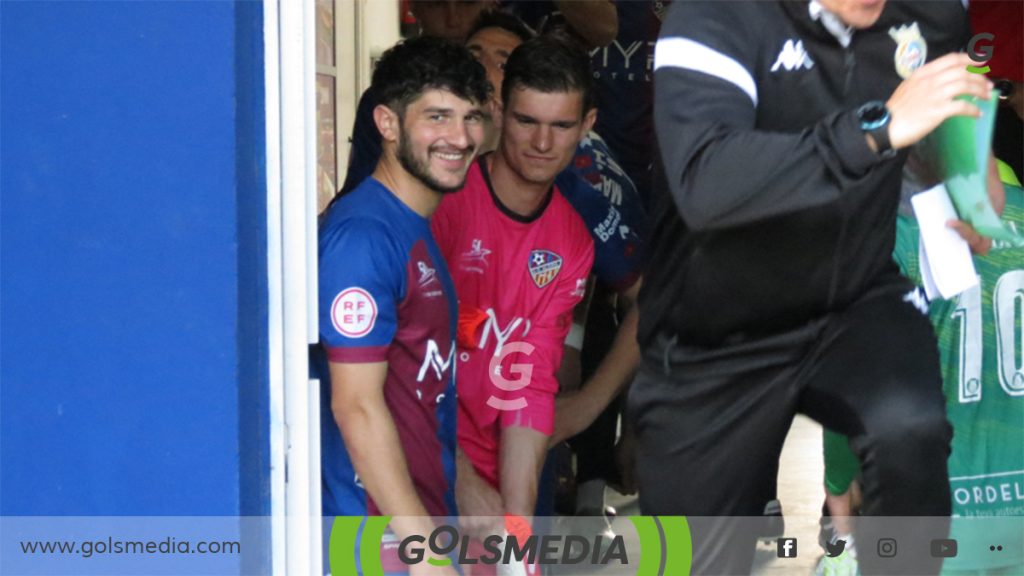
[528,250,563,288]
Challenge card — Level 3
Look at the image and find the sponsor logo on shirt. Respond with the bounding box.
[417,338,456,383]
[594,206,623,243]
[477,309,530,357]
[578,135,633,206]
[460,238,492,274]
[770,39,814,72]
[528,250,563,288]
[417,261,443,298]
[889,23,927,79]
[590,39,655,83]
[417,261,437,287]
[331,287,377,338]
[466,309,536,411]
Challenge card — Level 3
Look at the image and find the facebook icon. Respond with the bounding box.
[777,538,798,558]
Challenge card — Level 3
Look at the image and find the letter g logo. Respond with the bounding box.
[967,33,994,74]
[486,342,534,411]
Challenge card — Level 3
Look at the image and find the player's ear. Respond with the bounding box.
[374,104,401,144]
[580,107,597,139]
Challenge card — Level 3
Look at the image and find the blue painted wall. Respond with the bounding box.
[1,0,268,520]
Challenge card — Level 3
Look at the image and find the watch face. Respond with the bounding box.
[995,79,1014,100]
[860,103,886,123]
[859,101,889,130]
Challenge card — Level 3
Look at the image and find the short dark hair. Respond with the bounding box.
[466,9,535,44]
[501,33,595,114]
[372,36,491,115]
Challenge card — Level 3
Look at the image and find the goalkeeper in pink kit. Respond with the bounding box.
[431,33,596,533]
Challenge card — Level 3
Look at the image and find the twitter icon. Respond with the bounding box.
[825,539,847,557]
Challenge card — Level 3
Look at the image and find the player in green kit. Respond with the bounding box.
[898,164,1023,574]
[820,161,1024,575]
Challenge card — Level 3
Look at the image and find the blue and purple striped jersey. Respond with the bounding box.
[314,177,458,517]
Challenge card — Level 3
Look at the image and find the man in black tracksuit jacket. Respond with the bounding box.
[633,1,996,573]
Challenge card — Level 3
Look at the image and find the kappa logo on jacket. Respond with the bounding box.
[770,39,815,72]
[902,287,930,315]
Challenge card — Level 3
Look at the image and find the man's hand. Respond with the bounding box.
[456,450,504,539]
[887,53,993,151]
[948,219,993,255]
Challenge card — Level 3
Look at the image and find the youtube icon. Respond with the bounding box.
[930,539,958,558]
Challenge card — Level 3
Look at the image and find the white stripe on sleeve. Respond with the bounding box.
[654,37,758,107]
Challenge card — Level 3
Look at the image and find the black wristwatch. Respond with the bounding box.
[994,78,1014,101]
[857,101,896,158]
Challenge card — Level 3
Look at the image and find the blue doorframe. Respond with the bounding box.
[1,0,270,548]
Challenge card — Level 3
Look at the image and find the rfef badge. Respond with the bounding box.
[528,250,563,288]
[331,287,377,338]
[889,22,927,79]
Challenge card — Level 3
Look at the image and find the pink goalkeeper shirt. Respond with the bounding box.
[432,155,594,487]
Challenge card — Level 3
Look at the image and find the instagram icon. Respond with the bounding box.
[877,538,898,558]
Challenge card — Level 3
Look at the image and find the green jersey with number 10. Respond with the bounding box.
[894,178,1023,571]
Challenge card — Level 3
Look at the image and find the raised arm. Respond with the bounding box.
[655,4,990,231]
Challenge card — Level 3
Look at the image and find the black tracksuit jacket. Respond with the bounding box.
[639,0,970,347]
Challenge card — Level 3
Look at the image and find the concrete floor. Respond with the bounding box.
[753,415,826,575]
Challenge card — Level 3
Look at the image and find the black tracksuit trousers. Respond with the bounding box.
[630,282,953,575]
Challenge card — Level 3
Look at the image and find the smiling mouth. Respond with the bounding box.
[434,151,467,161]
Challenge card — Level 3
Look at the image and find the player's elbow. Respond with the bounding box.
[331,394,375,437]
[662,156,726,232]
